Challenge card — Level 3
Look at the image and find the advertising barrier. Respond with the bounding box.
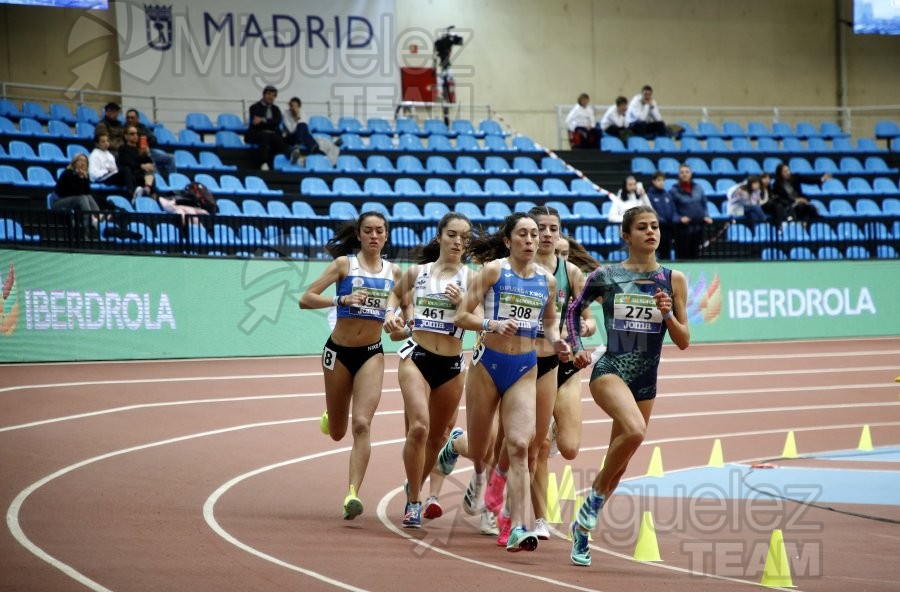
[1,249,897,362]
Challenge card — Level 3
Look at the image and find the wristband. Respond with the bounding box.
[333,295,342,306]
[662,310,673,320]
[406,326,412,337]
[482,319,492,332]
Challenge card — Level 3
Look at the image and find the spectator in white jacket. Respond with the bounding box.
[88,133,125,185]
[608,176,652,223]
[626,85,668,139]
[599,96,629,141]
[565,92,599,149]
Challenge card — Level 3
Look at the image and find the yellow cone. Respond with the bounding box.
[559,464,576,501]
[782,431,798,459]
[857,425,873,451]
[708,439,724,468]
[760,529,795,588]
[546,472,561,523]
[646,446,664,477]
[632,511,661,562]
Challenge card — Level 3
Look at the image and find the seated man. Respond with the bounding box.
[282,97,321,158]
[125,108,176,177]
[599,96,629,141]
[626,85,668,139]
[245,85,290,170]
[94,102,125,154]
[117,125,157,199]
[565,93,599,149]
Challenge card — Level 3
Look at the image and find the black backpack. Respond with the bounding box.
[175,182,217,213]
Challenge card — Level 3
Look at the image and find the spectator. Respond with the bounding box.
[608,175,652,223]
[771,163,825,226]
[726,176,767,224]
[565,93,599,149]
[646,171,678,259]
[626,85,668,139]
[117,125,157,199]
[88,133,125,185]
[599,96,629,141]
[282,97,321,159]
[245,85,291,170]
[124,108,176,177]
[94,102,125,154]
[669,163,713,259]
[53,153,101,215]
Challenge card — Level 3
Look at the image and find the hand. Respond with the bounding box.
[444,282,464,305]
[343,290,367,307]
[553,339,571,363]
[382,311,406,334]
[573,349,593,369]
[680,216,691,225]
[704,217,713,224]
[252,115,264,125]
[654,288,672,317]
[821,173,832,182]
[493,318,520,337]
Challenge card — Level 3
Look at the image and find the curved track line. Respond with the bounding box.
[659,349,900,363]
[203,440,405,592]
[6,417,320,591]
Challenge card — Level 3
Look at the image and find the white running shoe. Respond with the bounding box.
[462,472,485,515]
[534,517,551,540]
[479,508,499,536]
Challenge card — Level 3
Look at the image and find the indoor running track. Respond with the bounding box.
[1,337,899,592]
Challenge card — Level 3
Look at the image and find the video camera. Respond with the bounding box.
[434,26,463,70]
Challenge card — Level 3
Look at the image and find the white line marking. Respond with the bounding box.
[660,349,900,363]
[656,366,897,380]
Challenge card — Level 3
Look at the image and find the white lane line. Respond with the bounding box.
[374,485,602,592]
[657,366,897,380]
[203,439,405,592]
[1,384,894,435]
[0,370,395,394]
[660,349,900,363]
[6,417,316,592]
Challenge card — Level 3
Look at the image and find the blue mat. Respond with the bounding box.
[620,462,900,506]
[808,445,900,463]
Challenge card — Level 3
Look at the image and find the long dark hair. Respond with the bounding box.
[413,212,472,263]
[326,211,389,258]
[528,204,560,223]
[621,205,658,234]
[467,212,537,264]
[561,235,601,272]
[773,163,789,186]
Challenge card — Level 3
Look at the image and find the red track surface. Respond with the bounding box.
[1,337,899,592]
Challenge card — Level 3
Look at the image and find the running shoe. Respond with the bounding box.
[436,427,464,476]
[496,513,512,546]
[402,502,422,529]
[548,417,559,458]
[422,495,443,520]
[534,517,551,540]
[483,467,507,515]
[506,525,538,553]
[462,472,484,515]
[342,485,363,520]
[479,509,499,536]
[576,491,605,531]
[570,521,591,566]
[319,410,329,436]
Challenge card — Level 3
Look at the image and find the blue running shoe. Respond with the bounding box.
[437,427,464,476]
[570,522,591,566]
[576,490,605,531]
[506,525,538,553]
[403,502,422,529]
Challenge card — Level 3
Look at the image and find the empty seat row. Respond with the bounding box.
[605,134,889,154]
[0,141,237,172]
[276,153,571,175]
[324,132,538,153]
[678,120,850,140]
[763,245,897,260]
[727,221,896,243]
[632,156,898,177]
[299,176,601,198]
[0,99,154,126]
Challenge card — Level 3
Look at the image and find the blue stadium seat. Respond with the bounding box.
[47,120,74,138]
[485,135,511,151]
[882,197,900,214]
[0,219,38,242]
[847,177,873,195]
[456,134,485,151]
[541,157,572,174]
[513,178,547,196]
[865,156,896,173]
[9,140,39,160]
[186,112,216,134]
[240,199,267,217]
[855,198,881,216]
[333,178,364,196]
[789,247,815,260]
[874,121,900,139]
[216,198,241,215]
[731,138,756,152]
[705,137,728,152]
[484,156,512,173]
[485,178,516,196]
[303,154,333,172]
[336,155,365,172]
[892,138,900,152]
[106,195,135,212]
[761,248,787,261]
[216,113,245,132]
[174,150,200,169]
[601,136,626,152]
[397,155,426,173]
[513,156,541,174]
[398,133,425,151]
[0,165,27,185]
[155,127,178,146]
[696,178,717,195]
[737,157,762,176]
[19,118,49,136]
[214,131,243,147]
[427,134,454,151]
[75,105,100,124]
[544,201,572,218]
[839,157,864,173]
[845,246,870,260]
[821,178,847,194]
[301,177,333,196]
[658,157,680,175]
[631,157,656,175]
[245,175,282,196]
[816,246,843,260]
[391,226,421,247]
[807,222,837,242]
[291,201,318,219]
[134,196,163,213]
[697,121,722,138]
[876,245,898,259]
[308,116,337,135]
[365,155,394,173]
[832,137,856,152]
[675,121,697,137]
[360,201,390,217]
[27,166,55,187]
[428,155,456,173]
[455,201,484,220]
[396,118,424,136]
[543,178,573,196]
[679,137,705,152]
[368,133,395,151]
[512,136,538,152]
[795,122,820,139]
[828,199,854,216]
[49,104,77,124]
[819,122,849,139]
[395,178,426,197]
[788,157,813,174]
[782,138,806,152]
[364,178,395,197]
[484,202,513,220]
[570,178,600,196]
[340,133,365,151]
[873,178,899,194]
[726,223,753,243]
[366,118,392,135]
[857,138,886,152]
[722,121,747,138]
[836,221,864,240]
[572,201,602,218]
[771,122,794,138]
[194,173,224,193]
[451,120,484,138]
[627,136,652,152]
[757,137,781,153]
[814,157,838,174]
[807,138,832,152]
[199,151,236,171]
[479,120,506,136]
[392,201,423,220]
[423,202,451,220]
[424,119,453,136]
[455,178,486,196]
[337,116,364,135]
[711,158,738,175]
[575,225,605,246]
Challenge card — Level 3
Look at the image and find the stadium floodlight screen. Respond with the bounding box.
[854,0,900,35]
